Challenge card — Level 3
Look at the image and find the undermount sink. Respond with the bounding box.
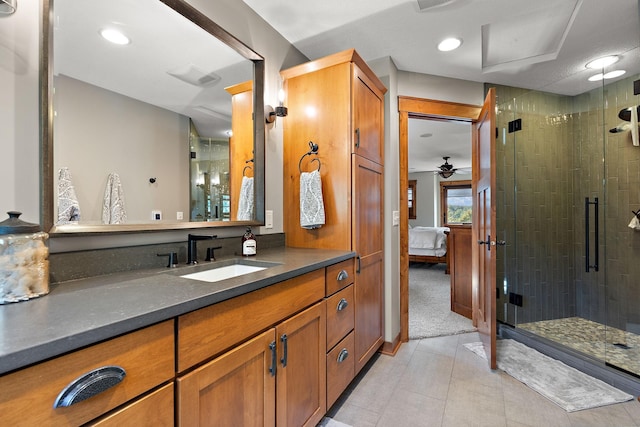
[179,260,276,283]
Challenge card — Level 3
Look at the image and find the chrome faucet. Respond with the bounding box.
[187,234,216,264]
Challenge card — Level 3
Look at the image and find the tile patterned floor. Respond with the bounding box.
[519,317,640,377]
[325,332,640,427]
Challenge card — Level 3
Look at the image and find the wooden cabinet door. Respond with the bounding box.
[352,66,384,165]
[276,302,327,427]
[352,156,384,373]
[177,329,276,427]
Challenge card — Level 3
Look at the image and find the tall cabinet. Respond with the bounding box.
[281,49,386,375]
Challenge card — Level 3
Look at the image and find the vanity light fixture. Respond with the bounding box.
[265,89,288,123]
[100,28,131,45]
[0,0,16,14]
[437,37,462,52]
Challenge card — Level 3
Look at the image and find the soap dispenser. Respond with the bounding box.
[242,226,256,256]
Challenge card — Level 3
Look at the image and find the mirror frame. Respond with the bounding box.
[40,0,266,234]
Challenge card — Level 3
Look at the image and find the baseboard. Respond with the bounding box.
[379,332,402,356]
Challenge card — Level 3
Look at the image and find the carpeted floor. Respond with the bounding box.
[409,263,476,339]
[464,339,634,412]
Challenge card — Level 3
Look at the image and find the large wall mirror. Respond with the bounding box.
[41,0,265,234]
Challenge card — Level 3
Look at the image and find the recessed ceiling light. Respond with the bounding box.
[603,70,626,79]
[100,28,130,45]
[437,37,462,52]
[588,70,626,82]
[585,55,619,69]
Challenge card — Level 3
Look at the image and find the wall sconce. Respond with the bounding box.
[265,89,288,123]
[0,0,17,14]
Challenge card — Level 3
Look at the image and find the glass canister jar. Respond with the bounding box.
[0,211,50,304]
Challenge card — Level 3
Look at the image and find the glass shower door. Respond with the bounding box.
[603,71,640,378]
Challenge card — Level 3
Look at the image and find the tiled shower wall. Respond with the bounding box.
[493,84,576,325]
[493,74,640,330]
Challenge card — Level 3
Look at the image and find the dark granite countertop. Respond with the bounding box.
[0,246,355,375]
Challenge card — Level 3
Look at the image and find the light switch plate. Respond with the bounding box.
[392,210,399,226]
[265,210,273,229]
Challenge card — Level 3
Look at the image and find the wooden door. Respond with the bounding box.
[353,155,384,373]
[276,302,327,427]
[472,88,497,369]
[352,66,384,165]
[176,329,276,427]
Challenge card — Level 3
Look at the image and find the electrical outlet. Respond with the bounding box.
[176,211,183,220]
[151,210,162,221]
[265,210,273,229]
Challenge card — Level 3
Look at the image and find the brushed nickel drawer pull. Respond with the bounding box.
[337,269,349,282]
[53,365,126,408]
[337,348,349,363]
[337,298,349,312]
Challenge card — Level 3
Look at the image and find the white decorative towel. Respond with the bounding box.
[56,167,81,224]
[102,173,127,224]
[631,106,639,147]
[628,216,640,230]
[300,170,325,229]
[237,176,254,221]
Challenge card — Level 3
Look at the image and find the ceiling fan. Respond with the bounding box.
[437,156,457,179]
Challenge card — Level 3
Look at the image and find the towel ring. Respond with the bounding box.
[243,165,253,177]
[633,209,640,219]
[298,141,321,173]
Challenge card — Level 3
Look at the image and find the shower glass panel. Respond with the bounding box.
[603,72,640,376]
[495,71,640,378]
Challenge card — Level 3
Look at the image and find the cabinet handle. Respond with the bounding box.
[337,348,349,363]
[269,341,277,377]
[337,298,349,312]
[280,334,288,368]
[337,269,349,282]
[356,255,361,274]
[355,128,360,148]
[53,365,126,408]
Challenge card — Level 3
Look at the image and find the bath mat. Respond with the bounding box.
[317,417,352,427]
[464,339,634,412]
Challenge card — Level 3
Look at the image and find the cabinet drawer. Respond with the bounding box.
[326,258,354,296]
[326,331,355,408]
[178,269,325,372]
[326,284,354,350]
[88,383,174,427]
[0,320,174,427]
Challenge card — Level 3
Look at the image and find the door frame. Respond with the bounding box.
[399,96,482,342]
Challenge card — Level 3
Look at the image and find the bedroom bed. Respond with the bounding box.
[408,226,450,274]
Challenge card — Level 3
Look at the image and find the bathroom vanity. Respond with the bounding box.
[0,247,356,426]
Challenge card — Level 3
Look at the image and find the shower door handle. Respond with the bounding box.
[585,197,599,272]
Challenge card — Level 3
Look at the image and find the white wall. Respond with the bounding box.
[54,75,189,223]
[409,171,437,227]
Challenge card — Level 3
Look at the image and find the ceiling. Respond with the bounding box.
[244,0,640,173]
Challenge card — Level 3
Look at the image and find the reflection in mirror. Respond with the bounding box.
[43,0,265,234]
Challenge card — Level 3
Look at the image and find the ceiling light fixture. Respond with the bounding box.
[588,70,626,82]
[603,70,626,79]
[100,28,131,45]
[437,37,462,52]
[438,156,457,179]
[585,55,619,69]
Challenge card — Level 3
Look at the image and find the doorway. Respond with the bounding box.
[399,97,481,342]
